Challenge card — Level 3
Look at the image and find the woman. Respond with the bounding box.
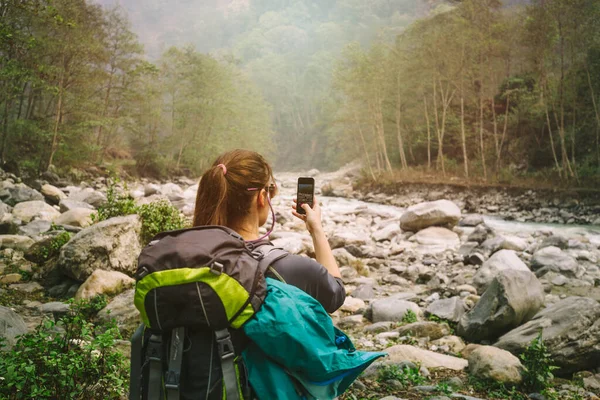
[185,149,346,399]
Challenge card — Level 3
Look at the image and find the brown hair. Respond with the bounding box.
[193,149,277,227]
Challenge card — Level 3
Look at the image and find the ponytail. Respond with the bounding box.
[193,149,274,228]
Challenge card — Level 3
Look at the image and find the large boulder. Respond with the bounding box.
[495,296,600,375]
[468,346,523,384]
[58,199,95,213]
[372,223,401,242]
[0,183,44,206]
[41,184,67,205]
[0,235,35,251]
[54,208,96,228]
[97,289,140,334]
[395,321,451,340]
[75,269,135,299]
[371,296,422,323]
[384,345,468,371]
[58,215,142,281]
[410,227,460,252]
[426,297,467,323]
[68,189,107,208]
[457,270,544,342]
[0,306,28,350]
[400,200,461,232]
[13,201,60,223]
[18,220,52,237]
[531,246,582,278]
[472,250,529,293]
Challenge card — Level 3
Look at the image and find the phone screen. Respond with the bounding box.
[297,178,314,215]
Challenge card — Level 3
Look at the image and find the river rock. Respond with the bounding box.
[340,296,366,313]
[9,282,43,293]
[531,246,582,278]
[58,215,142,281]
[98,289,140,334]
[395,321,451,340]
[54,208,96,228]
[501,236,528,252]
[400,200,461,232]
[18,220,52,237]
[472,250,529,293]
[13,201,60,223]
[144,183,161,197]
[372,223,401,242]
[0,183,44,206]
[351,284,376,300]
[468,346,523,384]
[0,305,28,350]
[460,214,484,227]
[539,234,569,250]
[426,297,467,323]
[371,296,422,323]
[457,270,544,342]
[411,227,460,252]
[384,345,468,371]
[68,189,107,208]
[0,235,34,251]
[495,296,600,375]
[58,199,95,213]
[75,269,135,299]
[41,184,66,205]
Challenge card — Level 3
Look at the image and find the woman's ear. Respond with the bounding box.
[257,188,267,207]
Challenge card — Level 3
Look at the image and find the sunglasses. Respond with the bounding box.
[247,182,278,198]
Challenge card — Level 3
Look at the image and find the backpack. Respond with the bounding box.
[129,225,288,400]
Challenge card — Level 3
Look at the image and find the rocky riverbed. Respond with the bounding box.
[1,165,599,400]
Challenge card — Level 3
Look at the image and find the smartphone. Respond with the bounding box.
[296,177,315,215]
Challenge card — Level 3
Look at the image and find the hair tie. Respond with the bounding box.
[216,164,227,175]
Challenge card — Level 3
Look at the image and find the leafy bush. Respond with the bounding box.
[520,331,558,392]
[402,309,418,324]
[34,231,72,263]
[138,199,187,245]
[0,296,127,399]
[377,364,427,388]
[92,179,137,223]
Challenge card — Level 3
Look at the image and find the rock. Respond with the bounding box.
[332,247,357,266]
[395,321,451,340]
[372,223,401,242]
[458,270,544,342]
[426,297,467,323]
[465,252,485,266]
[68,189,107,208]
[460,214,484,227]
[144,183,161,197]
[364,321,395,333]
[39,301,71,317]
[13,201,60,223]
[468,346,523,384]
[495,296,600,375]
[338,314,364,329]
[9,282,43,293]
[531,246,581,278]
[384,345,468,371]
[539,235,569,250]
[340,297,366,313]
[502,236,528,252]
[75,269,135,300]
[467,225,490,244]
[371,296,422,323]
[54,208,96,228]
[58,215,142,281]
[431,336,466,354]
[98,289,140,334]
[472,250,529,294]
[41,184,66,205]
[411,227,460,251]
[0,273,22,284]
[18,220,52,237]
[58,199,95,213]
[0,305,28,349]
[400,200,461,232]
[0,235,35,251]
[352,284,376,300]
[271,234,310,255]
[0,183,44,206]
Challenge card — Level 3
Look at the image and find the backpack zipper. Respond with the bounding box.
[196,282,211,327]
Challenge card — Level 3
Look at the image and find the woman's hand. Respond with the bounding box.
[292,196,323,235]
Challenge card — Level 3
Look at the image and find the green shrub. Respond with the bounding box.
[520,331,558,392]
[92,179,137,223]
[34,231,72,263]
[402,309,418,324]
[0,296,127,399]
[138,199,187,245]
[377,364,427,388]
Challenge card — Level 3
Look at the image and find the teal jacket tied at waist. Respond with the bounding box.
[242,278,386,400]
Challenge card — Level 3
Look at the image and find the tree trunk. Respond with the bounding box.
[557,20,574,178]
[395,73,407,170]
[585,66,600,167]
[479,84,487,181]
[423,96,431,170]
[542,87,561,176]
[432,78,444,174]
[354,110,376,180]
[47,55,67,171]
[0,98,10,164]
[460,94,468,178]
[496,93,510,173]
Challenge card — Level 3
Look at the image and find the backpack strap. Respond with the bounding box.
[165,327,185,400]
[146,333,164,400]
[129,324,145,400]
[215,329,241,400]
[255,244,289,280]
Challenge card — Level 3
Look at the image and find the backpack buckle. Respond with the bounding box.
[164,370,180,390]
[215,329,235,359]
[210,261,224,275]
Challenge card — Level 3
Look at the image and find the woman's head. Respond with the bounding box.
[193,149,277,229]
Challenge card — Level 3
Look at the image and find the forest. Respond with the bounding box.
[1,0,600,185]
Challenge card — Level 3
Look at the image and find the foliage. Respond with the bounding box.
[377,364,427,388]
[520,331,559,392]
[401,309,418,324]
[0,296,127,400]
[92,179,137,222]
[434,381,454,396]
[34,231,72,263]
[137,199,188,245]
